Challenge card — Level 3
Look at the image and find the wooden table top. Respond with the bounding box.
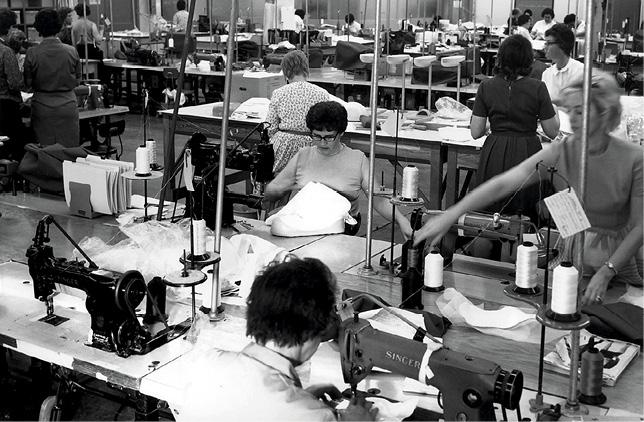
[78,105,130,120]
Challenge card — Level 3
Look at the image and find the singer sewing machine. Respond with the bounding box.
[74,84,105,110]
[183,128,274,229]
[26,215,190,358]
[424,210,552,265]
[336,297,523,421]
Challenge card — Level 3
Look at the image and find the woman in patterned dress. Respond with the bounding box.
[266,49,330,174]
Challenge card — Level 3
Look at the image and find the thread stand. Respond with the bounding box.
[163,258,207,322]
[122,170,163,221]
[390,196,424,206]
[503,284,542,306]
[179,252,221,270]
[536,307,589,331]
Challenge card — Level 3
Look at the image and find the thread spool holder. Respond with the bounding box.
[122,170,163,221]
[163,252,208,322]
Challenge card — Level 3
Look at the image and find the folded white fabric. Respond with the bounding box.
[436,288,561,344]
[266,182,351,237]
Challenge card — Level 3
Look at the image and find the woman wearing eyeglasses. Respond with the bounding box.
[415,71,642,306]
[266,49,330,174]
[265,101,412,237]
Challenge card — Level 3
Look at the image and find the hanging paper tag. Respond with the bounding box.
[543,188,591,239]
[184,149,195,192]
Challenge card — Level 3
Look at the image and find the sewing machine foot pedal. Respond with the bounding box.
[39,314,69,326]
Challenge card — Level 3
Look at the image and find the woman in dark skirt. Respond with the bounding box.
[470,34,559,223]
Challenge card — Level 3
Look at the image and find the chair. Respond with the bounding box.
[94,119,125,159]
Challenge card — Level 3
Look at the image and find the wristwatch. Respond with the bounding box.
[604,261,618,277]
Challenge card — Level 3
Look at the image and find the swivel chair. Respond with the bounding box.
[94,119,125,159]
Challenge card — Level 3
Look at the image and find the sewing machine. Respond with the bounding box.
[424,210,550,265]
[184,128,273,229]
[74,84,105,110]
[336,297,523,421]
[26,215,189,358]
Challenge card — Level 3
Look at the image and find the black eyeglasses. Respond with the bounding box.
[310,133,338,142]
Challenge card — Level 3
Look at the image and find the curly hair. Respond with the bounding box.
[564,71,622,132]
[176,0,186,11]
[0,8,16,36]
[74,3,90,17]
[281,49,309,80]
[494,34,533,81]
[541,8,554,18]
[306,101,348,133]
[545,23,575,56]
[246,258,337,347]
[57,7,73,24]
[34,8,62,37]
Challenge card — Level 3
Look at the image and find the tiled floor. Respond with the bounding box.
[0,111,435,420]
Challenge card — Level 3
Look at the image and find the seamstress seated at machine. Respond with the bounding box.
[177,258,378,421]
[541,23,584,105]
[264,101,412,237]
[415,71,643,306]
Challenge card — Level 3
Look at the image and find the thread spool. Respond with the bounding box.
[513,241,540,295]
[192,219,207,256]
[424,250,444,292]
[146,139,158,167]
[579,337,607,405]
[400,165,419,200]
[547,261,580,322]
[135,146,151,176]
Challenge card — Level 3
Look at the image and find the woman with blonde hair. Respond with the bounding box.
[415,71,642,306]
[266,49,330,173]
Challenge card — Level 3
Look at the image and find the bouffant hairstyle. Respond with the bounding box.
[306,101,348,134]
[34,8,62,37]
[281,49,309,80]
[494,34,533,81]
[564,71,622,132]
[0,8,17,36]
[246,258,337,347]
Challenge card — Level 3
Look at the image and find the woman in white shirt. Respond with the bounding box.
[531,8,556,40]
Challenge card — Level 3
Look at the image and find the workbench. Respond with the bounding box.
[1,202,641,420]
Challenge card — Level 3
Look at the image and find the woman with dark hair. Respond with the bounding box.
[504,8,521,35]
[71,3,103,59]
[344,13,361,35]
[265,101,412,237]
[57,7,74,45]
[24,8,80,147]
[266,49,330,173]
[531,7,556,40]
[0,8,24,160]
[470,35,559,224]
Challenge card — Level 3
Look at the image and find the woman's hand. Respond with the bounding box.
[305,383,342,403]
[581,266,613,306]
[413,212,455,247]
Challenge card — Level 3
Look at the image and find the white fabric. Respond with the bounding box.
[330,95,367,121]
[435,288,562,344]
[514,26,531,41]
[531,19,556,40]
[266,182,351,237]
[541,58,584,104]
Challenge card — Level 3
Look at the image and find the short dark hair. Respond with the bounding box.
[511,8,521,16]
[524,9,533,16]
[295,8,305,19]
[517,14,531,26]
[176,0,186,11]
[246,258,337,347]
[57,7,73,24]
[494,34,533,80]
[542,8,554,18]
[545,23,575,56]
[0,8,16,36]
[306,101,348,134]
[563,14,576,25]
[34,8,62,37]
[345,13,355,24]
[74,3,90,17]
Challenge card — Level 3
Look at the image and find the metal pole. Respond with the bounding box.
[359,0,382,275]
[565,0,594,413]
[82,2,89,81]
[156,0,198,219]
[208,0,213,52]
[305,0,309,55]
[131,0,137,29]
[206,0,238,320]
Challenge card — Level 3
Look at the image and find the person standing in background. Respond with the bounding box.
[294,9,305,34]
[173,0,190,32]
[343,14,361,36]
[541,24,584,105]
[523,9,533,29]
[514,14,532,41]
[71,3,103,60]
[504,8,521,35]
[563,14,586,37]
[24,8,80,147]
[0,8,24,160]
[531,8,556,40]
[57,7,74,45]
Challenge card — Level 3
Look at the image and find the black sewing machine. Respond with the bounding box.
[336,296,523,421]
[183,127,274,229]
[26,215,189,358]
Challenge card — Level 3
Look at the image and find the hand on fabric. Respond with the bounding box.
[306,383,342,403]
[581,267,612,306]
[338,396,379,421]
[413,212,454,247]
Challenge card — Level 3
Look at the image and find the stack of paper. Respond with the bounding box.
[63,157,134,215]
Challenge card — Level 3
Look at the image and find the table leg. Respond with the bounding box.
[157,116,173,220]
[191,285,196,321]
[126,69,132,104]
[143,180,149,221]
[445,146,459,208]
[429,145,445,209]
